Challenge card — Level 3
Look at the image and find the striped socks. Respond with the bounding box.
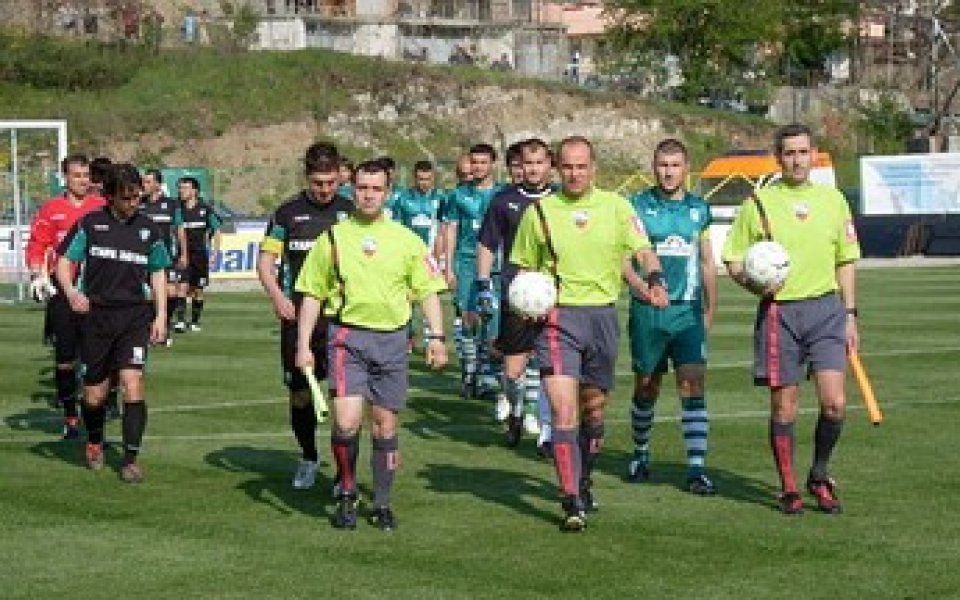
[680,397,709,478]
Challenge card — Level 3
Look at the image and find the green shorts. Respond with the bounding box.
[628,302,706,375]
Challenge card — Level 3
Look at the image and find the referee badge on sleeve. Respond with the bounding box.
[631,215,647,236]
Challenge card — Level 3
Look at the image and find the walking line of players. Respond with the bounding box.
[27,124,860,531]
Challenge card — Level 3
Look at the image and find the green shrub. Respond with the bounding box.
[0,33,144,91]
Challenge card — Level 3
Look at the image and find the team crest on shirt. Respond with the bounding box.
[794,203,810,221]
[573,210,589,229]
[690,208,701,222]
[139,228,150,241]
[361,236,378,256]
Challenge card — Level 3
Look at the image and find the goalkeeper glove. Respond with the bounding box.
[29,272,56,303]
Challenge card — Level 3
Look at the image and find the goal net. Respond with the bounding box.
[0,120,68,303]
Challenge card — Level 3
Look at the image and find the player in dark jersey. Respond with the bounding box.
[478,139,554,451]
[258,146,354,490]
[178,177,222,331]
[140,169,188,344]
[56,163,171,483]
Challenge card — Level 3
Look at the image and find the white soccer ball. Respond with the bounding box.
[508,271,557,318]
[744,240,791,288]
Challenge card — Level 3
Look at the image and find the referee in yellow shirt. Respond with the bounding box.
[511,136,669,531]
[723,124,861,516]
[295,160,448,532]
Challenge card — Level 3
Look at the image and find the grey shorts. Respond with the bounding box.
[753,293,847,388]
[535,304,619,393]
[327,323,408,410]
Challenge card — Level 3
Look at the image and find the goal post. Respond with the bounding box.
[0,120,68,303]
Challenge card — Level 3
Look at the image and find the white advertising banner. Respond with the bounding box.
[861,154,960,215]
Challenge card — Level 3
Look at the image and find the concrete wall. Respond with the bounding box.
[255,18,307,50]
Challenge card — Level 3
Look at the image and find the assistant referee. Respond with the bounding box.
[295,159,448,532]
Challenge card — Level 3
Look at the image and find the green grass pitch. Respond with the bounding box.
[1,268,959,598]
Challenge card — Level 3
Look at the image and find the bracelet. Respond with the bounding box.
[426,334,446,342]
[846,307,858,317]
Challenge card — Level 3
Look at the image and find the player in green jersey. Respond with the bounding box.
[443,143,505,397]
[623,139,718,495]
[394,160,445,351]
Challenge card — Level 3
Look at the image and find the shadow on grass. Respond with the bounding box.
[417,462,558,524]
[596,451,778,510]
[28,437,124,472]
[404,359,548,462]
[204,445,333,519]
[31,364,56,407]
[4,406,62,436]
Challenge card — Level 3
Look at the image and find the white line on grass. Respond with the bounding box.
[4,344,960,427]
[0,398,285,427]
[0,397,955,445]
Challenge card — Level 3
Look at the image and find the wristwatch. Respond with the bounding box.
[846,307,858,317]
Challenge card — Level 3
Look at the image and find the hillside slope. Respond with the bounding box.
[1,46,773,213]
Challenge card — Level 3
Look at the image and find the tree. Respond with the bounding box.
[603,0,781,101]
[781,0,855,85]
[603,0,852,100]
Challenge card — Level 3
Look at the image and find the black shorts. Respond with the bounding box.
[281,315,329,393]
[80,304,153,385]
[495,308,542,356]
[185,259,209,288]
[47,292,83,364]
[166,267,184,286]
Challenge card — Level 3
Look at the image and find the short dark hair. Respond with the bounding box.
[469,143,497,161]
[102,163,142,200]
[505,141,524,165]
[557,136,595,161]
[522,138,553,163]
[413,160,433,173]
[653,138,688,160]
[774,123,814,155]
[89,157,113,184]
[178,176,200,191]
[305,141,339,164]
[305,155,339,177]
[339,157,354,171]
[144,168,163,183]
[354,159,392,186]
[60,153,89,175]
[376,156,397,172]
